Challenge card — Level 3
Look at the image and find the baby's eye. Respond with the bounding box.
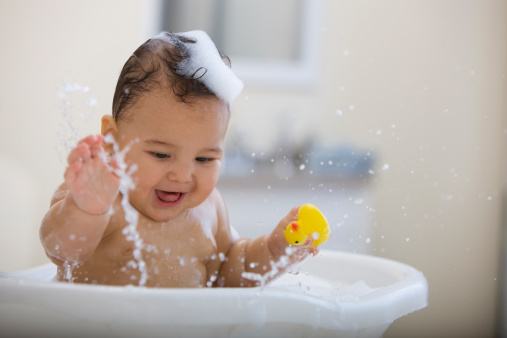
[149,152,171,159]
[195,157,215,163]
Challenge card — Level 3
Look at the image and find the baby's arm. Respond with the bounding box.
[40,135,119,264]
[209,191,312,287]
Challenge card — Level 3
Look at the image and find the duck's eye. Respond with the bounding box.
[295,241,299,244]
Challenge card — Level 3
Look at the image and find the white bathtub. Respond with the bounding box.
[0,250,427,338]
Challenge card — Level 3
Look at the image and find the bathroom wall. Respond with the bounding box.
[0,0,506,337]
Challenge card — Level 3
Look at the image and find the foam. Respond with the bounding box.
[156,30,243,104]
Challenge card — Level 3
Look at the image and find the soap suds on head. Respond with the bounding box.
[155,30,243,105]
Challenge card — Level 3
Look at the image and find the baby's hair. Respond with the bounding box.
[112,31,231,121]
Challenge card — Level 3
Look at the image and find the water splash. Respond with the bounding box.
[63,261,78,282]
[241,247,299,288]
[102,134,148,286]
[56,82,97,161]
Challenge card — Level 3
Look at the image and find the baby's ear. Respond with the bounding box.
[100,115,118,137]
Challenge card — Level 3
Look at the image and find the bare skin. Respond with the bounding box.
[40,88,314,288]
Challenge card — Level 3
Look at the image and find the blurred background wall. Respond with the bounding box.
[0,0,506,337]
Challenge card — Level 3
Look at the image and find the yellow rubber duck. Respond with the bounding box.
[284,203,330,248]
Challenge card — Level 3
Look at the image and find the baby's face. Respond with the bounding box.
[109,88,229,222]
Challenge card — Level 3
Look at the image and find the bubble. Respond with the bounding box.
[354,198,364,205]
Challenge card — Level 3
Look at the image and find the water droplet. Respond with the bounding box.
[382,164,390,170]
[299,164,306,170]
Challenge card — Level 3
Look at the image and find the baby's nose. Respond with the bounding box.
[166,162,193,183]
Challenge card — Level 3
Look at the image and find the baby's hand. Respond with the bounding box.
[267,207,317,264]
[64,135,120,215]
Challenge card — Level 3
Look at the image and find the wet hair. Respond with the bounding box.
[112,31,231,121]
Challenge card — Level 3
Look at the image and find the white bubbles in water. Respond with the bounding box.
[382,163,390,171]
[299,164,306,171]
[336,109,344,117]
[354,198,364,205]
[365,237,371,244]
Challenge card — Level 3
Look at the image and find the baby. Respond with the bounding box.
[40,31,315,288]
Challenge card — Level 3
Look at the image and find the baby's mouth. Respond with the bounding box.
[155,190,185,204]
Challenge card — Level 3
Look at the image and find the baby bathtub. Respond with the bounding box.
[0,250,427,338]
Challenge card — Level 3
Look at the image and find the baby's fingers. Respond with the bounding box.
[64,158,82,184]
[67,143,91,165]
[278,206,299,229]
[89,135,104,158]
[303,239,319,256]
[78,135,102,147]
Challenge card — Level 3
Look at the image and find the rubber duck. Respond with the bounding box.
[284,203,330,248]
